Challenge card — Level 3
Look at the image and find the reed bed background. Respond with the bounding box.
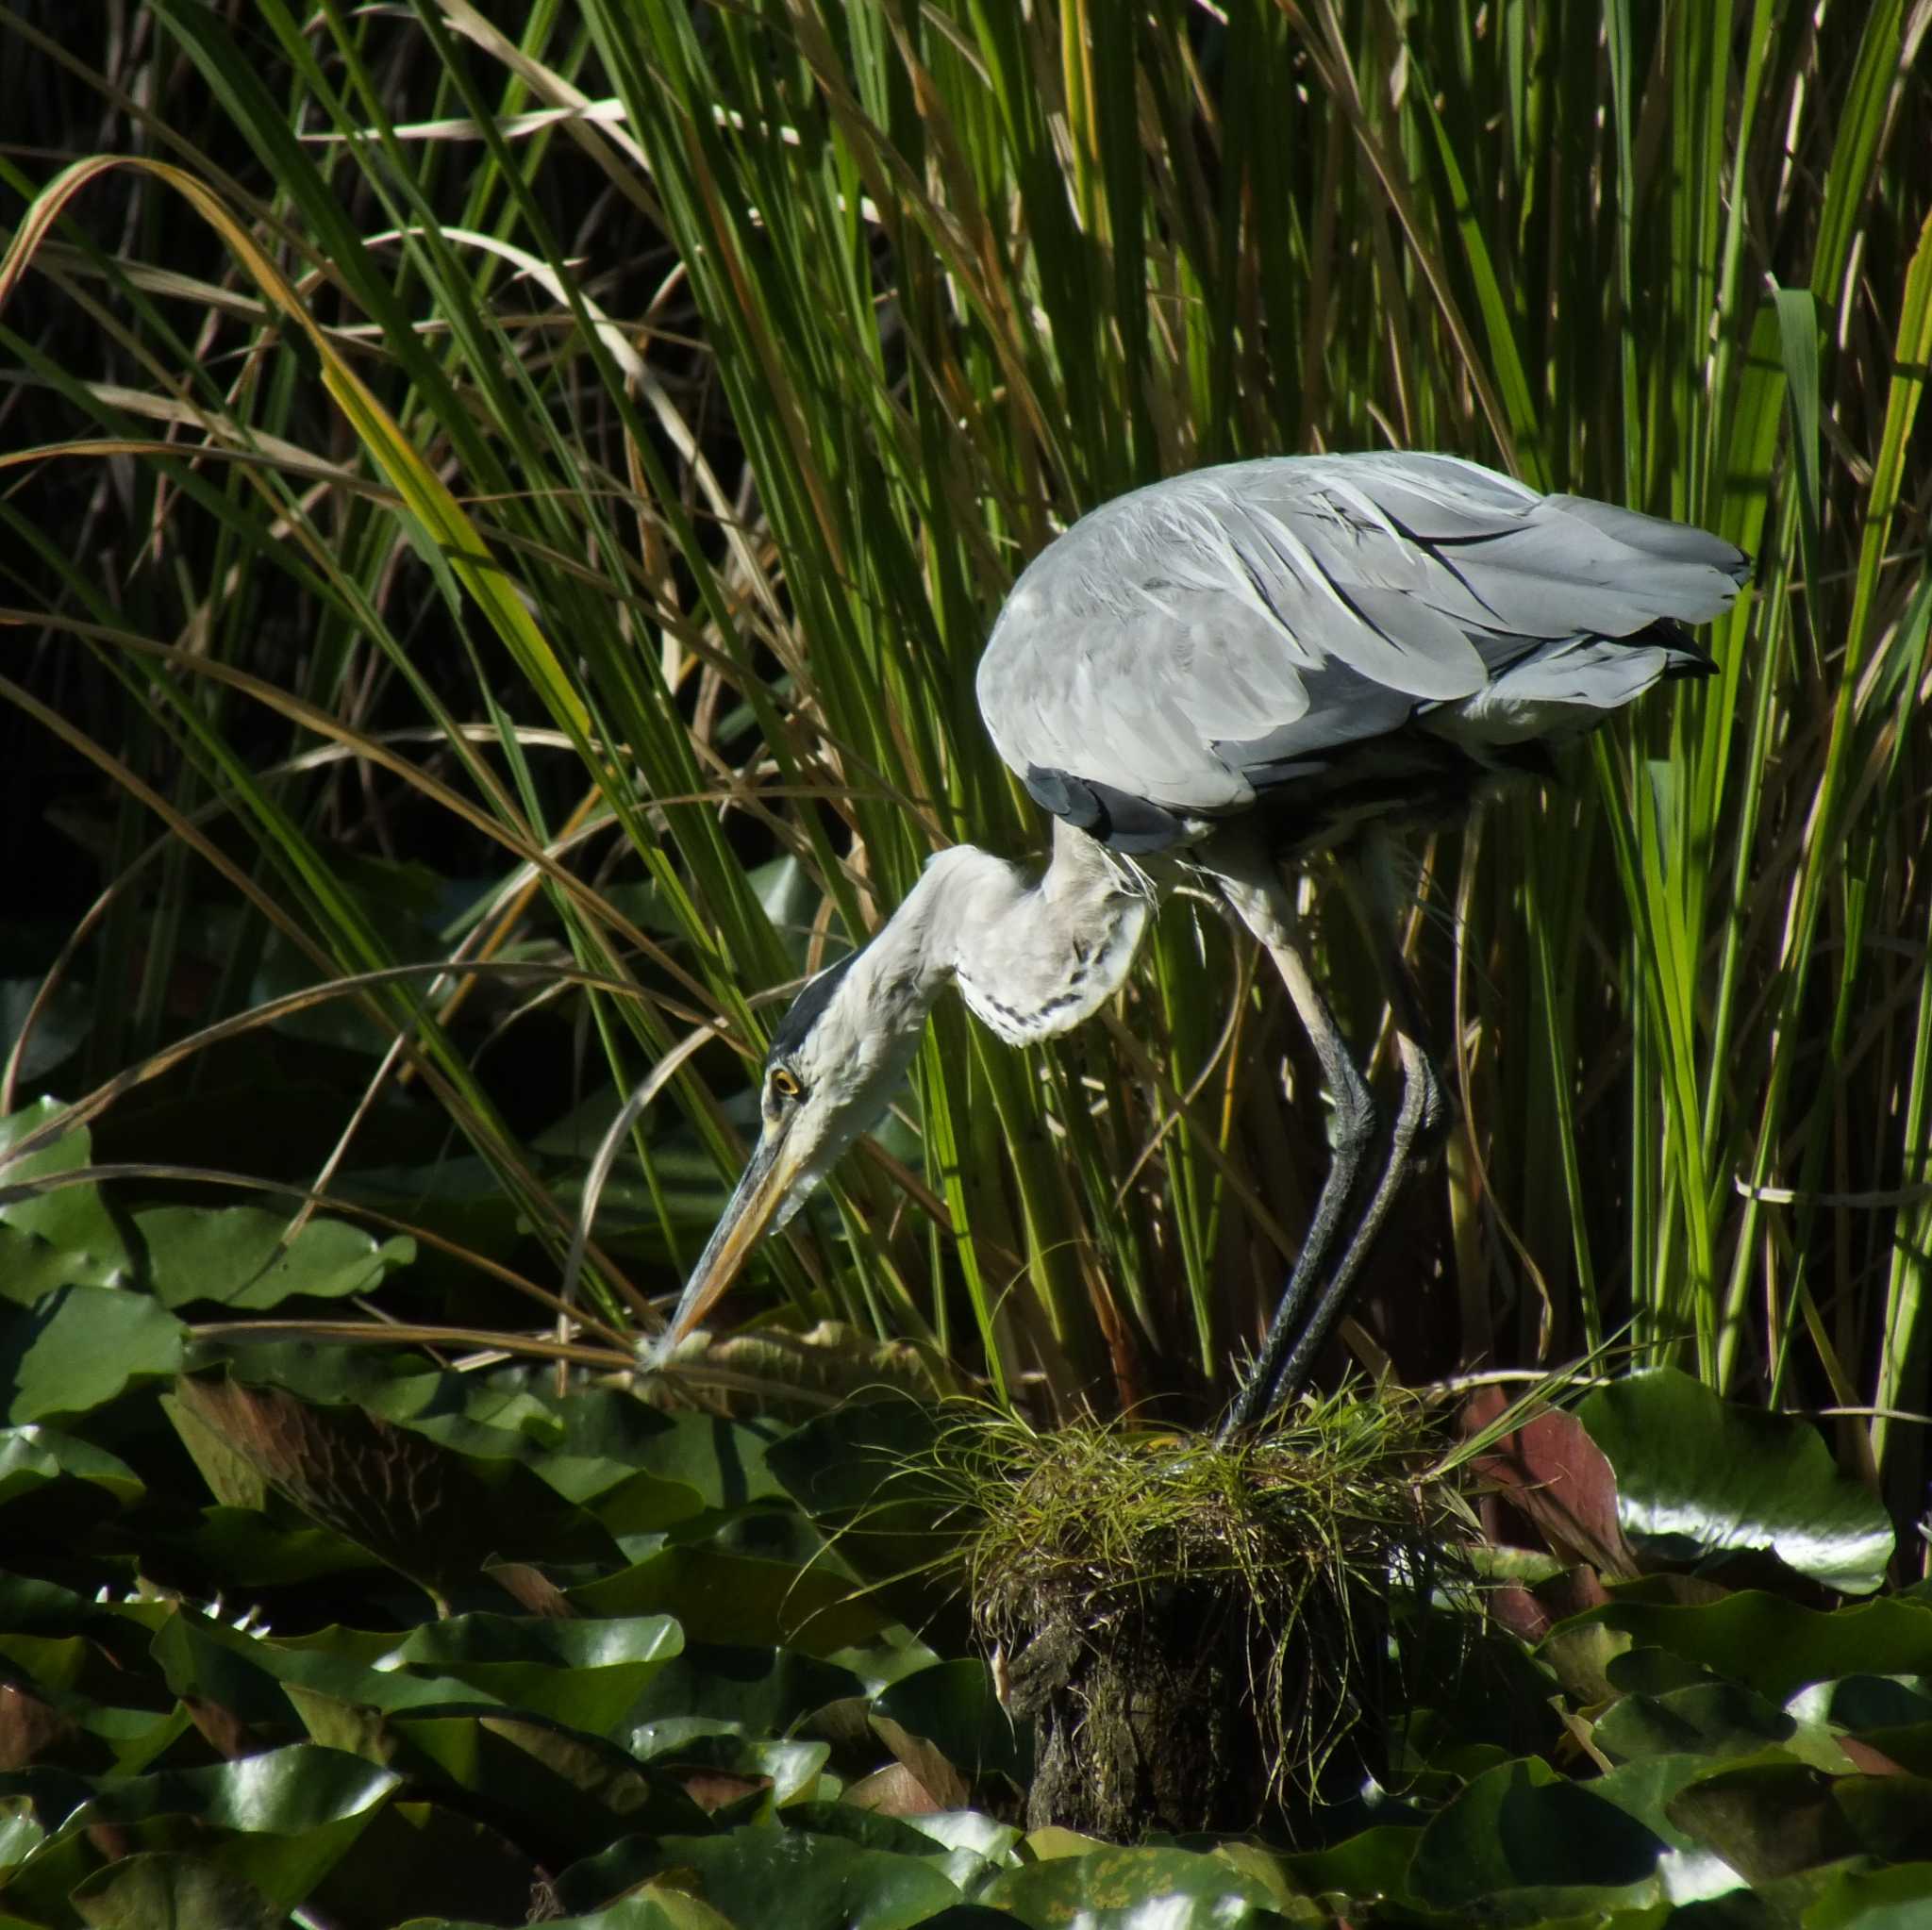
[2,2,1928,1530]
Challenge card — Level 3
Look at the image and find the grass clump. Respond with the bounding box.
[934,1391,1455,1836]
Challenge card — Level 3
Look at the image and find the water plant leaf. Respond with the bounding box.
[0,1425,142,1506]
[387,1613,682,1736]
[1407,1755,1667,1908]
[873,1660,1027,1789]
[624,1644,866,1743]
[569,1543,891,1654]
[1578,1369,1893,1594]
[975,1842,1289,1924]
[1557,1594,1932,1705]
[401,1902,730,1930]
[1462,1387,1635,1577]
[71,1852,283,1930]
[1803,1860,1932,1928]
[1593,1683,1797,1764]
[1663,1759,1861,1884]
[0,1102,134,1300]
[137,1204,414,1310]
[557,1827,960,1928]
[0,1285,183,1423]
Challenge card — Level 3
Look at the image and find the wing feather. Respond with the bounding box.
[976,454,1747,835]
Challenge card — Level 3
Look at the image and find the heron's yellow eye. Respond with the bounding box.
[770,1067,803,1101]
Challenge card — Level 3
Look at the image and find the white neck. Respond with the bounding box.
[902,818,1152,1045]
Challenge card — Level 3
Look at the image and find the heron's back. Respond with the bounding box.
[977,454,1748,854]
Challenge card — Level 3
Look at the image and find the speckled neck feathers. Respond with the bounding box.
[905,818,1151,1046]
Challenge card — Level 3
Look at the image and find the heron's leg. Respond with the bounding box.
[1259,1029,1435,1411]
[1259,844,1448,1411]
[1216,872,1380,1439]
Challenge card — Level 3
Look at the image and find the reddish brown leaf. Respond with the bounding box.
[485,1559,576,1618]
[184,1691,257,1759]
[1462,1389,1635,1578]
[663,1765,772,1813]
[1839,1736,1910,1777]
[871,1713,971,1809]
[845,1761,946,1816]
[0,1683,71,1770]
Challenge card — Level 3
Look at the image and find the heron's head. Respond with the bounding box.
[641,936,940,1365]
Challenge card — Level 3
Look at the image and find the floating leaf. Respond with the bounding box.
[71,1852,283,1930]
[1579,1369,1893,1594]
[1664,1759,1860,1884]
[0,1102,134,1300]
[0,1426,142,1507]
[1557,1593,1932,1705]
[0,1286,183,1424]
[388,1614,681,1736]
[1407,1756,1666,1909]
[555,1828,959,1928]
[138,1204,414,1310]
[976,1842,1287,1924]
[1593,1683,1796,1764]
[1804,1860,1932,1928]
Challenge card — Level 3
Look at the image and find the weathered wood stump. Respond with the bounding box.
[961,1407,1436,1841]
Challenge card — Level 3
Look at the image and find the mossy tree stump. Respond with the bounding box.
[953,1400,1446,1840]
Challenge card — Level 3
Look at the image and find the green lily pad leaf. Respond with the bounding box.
[900,1807,1023,1867]
[557,1828,959,1929]
[299,1798,542,1930]
[1590,1756,1718,1853]
[1803,1861,1932,1928]
[1664,1759,1861,1884]
[0,1426,142,1507]
[1557,1594,1932,1705]
[1788,1674,1932,1734]
[625,1644,866,1752]
[0,1798,45,1877]
[71,1852,282,1930]
[873,1659,1028,1788]
[400,1901,732,1930]
[74,1742,398,1835]
[0,1102,135,1299]
[137,1204,414,1310]
[392,1711,710,1862]
[977,1843,1288,1924]
[0,1286,183,1424]
[1578,1369,1893,1594]
[1279,1821,1424,1902]
[1831,1773,1932,1862]
[765,1397,966,1638]
[1408,1756,1666,1908]
[154,1607,511,1739]
[1594,1683,1795,1763]
[386,1614,681,1737]
[570,1543,890,1653]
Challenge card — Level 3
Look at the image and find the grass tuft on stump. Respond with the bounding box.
[930,1389,1457,1838]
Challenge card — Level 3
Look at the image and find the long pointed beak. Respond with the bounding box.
[640,1118,802,1368]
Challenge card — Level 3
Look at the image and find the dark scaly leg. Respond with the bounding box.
[1216,863,1379,1439]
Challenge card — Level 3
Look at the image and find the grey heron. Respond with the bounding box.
[643,454,1748,1426]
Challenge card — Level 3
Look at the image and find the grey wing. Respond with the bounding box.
[975,453,1748,840]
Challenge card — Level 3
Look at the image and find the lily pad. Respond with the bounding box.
[1407,1755,1667,1908]
[137,1204,414,1310]
[0,1102,135,1300]
[0,1286,183,1424]
[1578,1369,1893,1594]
